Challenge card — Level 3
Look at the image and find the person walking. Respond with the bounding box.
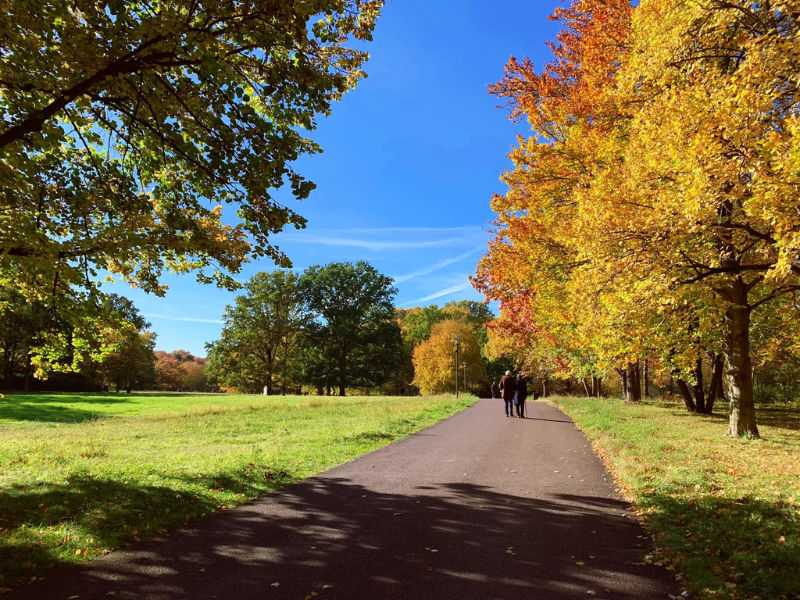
[499,371,516,417]
[514,374,528,418]
[490,380,499,400]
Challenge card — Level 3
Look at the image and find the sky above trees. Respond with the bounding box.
[106,0,562,355]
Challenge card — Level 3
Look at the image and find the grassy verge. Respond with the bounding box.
[0,392,477,591]
[550,397,800,600]
[0,391,341,424]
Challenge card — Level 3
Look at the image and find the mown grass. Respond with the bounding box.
[551,397,800,600]
[0,391,334,424]
[0,392,478,591]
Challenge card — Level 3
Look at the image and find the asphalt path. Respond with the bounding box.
[12,399,678,600]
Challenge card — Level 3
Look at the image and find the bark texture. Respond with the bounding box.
[723,287,759,437]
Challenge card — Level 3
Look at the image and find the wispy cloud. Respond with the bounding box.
[337,226,482,234]
[147,314,223,325]
[280,235,470,251]
[279,226,486,252]
[393,248,481,284]
[407,282,473,305]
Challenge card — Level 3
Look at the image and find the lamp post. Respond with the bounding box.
[461,361,467,395]
[453,335,461,398]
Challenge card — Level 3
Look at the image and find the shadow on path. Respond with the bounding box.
[12,476,675,600]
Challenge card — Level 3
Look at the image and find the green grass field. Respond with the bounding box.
[551,397,800,600]
[0,391,478,591]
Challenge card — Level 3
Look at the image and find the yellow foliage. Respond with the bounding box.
[412,320,485,395]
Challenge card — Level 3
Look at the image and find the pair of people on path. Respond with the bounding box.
[499,371,527,418]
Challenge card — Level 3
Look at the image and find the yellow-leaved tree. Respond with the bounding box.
[412,320,484,396]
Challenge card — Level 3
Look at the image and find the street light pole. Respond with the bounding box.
[453,335,461,398]
[461,361,467,395]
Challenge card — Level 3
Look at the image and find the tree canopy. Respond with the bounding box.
[206,270,307,394]
[475,0,800,436]
[0,0,383,372]
[300,261,403,396]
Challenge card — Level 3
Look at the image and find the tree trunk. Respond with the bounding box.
[626,363,641,401]
[597,378,602,397]
[338,384,346,397]
[316,384,324,396]
[591,375,597,397]
[23,359,32,391]
[542,379,548,398]
[723,284,759,437]
[618,368,628,399]
[676,378,697,413]
[692,357,706,414]
[582,378,590,397]
[643,361,650,398]
[706,354,724,415]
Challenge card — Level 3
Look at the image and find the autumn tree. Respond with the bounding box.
[477,0,800,437]
[180,360,209,393]
[474,0,632,399]
[154,351,184,391]
[100,332,157,393]
[583,0,800,436]
[0,0,384,372]
[412,320,485,396]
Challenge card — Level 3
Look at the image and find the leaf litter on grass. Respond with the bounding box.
[553,397,800,600]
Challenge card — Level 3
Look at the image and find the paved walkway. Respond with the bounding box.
[12,399,677,599]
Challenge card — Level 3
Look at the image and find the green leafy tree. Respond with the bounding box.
[0,286,51,389]
[100,331,157,393]
[0,0,384,372]
[300,261,402,396]
[80,294,156,391]
[206,270,308,394]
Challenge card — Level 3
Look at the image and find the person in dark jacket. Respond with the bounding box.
[514,374,528,418]
[499,371,516,417]
[490,381,499,399]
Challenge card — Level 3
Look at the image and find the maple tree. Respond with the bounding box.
[476,0,800,436]
[0,0,383,372]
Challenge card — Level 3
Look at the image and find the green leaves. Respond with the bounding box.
[0,0,384,373]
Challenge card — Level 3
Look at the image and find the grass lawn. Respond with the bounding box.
[551,397,799,600]
[0,391,478,591]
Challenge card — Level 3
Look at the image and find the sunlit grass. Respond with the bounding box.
[0,392,478,591]
[551,397,800,600]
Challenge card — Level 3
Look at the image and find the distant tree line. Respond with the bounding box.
[205,261,506,397]
[1,259,505,397]
[206,261,404,396]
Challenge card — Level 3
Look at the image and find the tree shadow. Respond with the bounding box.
[0,394,134,424]
[8,476,679,600]
[643,492,799,599]
[754,407,800,431]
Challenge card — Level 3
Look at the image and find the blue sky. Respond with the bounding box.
[115,0,562,355]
